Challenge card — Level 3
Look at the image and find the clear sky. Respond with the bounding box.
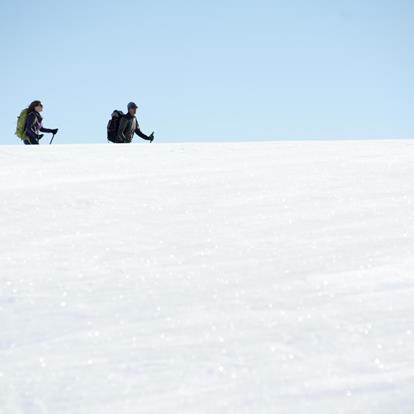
[1,0,413,144]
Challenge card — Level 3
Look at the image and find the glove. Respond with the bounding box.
[148,132,154,143]
[38,134,44,140]
[51,129,59,135]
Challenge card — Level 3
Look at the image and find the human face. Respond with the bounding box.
[129,107,137,116]
[35,103,44,113]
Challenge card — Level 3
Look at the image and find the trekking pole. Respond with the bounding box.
[49,134,56,145]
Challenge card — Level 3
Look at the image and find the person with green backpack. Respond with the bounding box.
[16,101,58,145]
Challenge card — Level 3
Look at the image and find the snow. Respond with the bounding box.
[1,141,414,413]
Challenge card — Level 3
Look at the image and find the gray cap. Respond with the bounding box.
[127,102,138,110]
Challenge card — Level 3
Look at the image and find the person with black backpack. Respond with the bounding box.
[107,102,154,144]
[23,101,58,145]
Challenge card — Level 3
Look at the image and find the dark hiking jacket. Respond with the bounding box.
[117,113,151,143]
[25,111,53,141]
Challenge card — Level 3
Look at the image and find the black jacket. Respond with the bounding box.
[25,111,54,141]
[117,113,151,143]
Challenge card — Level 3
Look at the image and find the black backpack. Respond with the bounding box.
[107,110,125,143]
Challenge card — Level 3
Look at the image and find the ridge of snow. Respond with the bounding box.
[1,141,414,413]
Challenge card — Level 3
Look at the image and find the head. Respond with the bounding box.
[28,100,44,113]
[127,102,138,116]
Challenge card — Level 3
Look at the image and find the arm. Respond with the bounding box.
[40,127,54,133]
[135,126,151,140]
[117,116,128,142]
[134,120,152,141]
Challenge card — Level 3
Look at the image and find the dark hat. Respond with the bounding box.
[127,102,138,110]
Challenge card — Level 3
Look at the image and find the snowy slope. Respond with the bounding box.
[1,141,414,414]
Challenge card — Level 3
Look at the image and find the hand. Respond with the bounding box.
[148,132,154,143]
[51,129,59,135]
[38,134,44,140]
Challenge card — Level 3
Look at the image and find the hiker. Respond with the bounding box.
[23,101,58,145]
[115,102,154,144]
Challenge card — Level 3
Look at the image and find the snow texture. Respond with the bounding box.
[1,141,414,413]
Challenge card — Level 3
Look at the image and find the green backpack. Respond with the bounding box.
[15,109,29,140]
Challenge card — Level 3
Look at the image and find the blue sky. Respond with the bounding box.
[1,0,413,144]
